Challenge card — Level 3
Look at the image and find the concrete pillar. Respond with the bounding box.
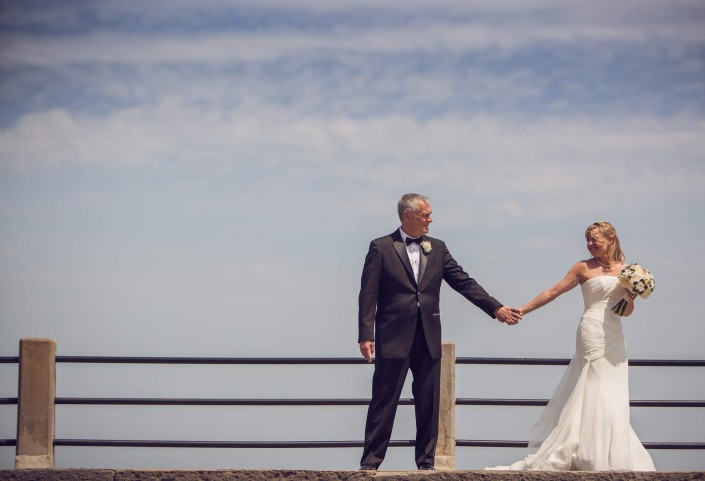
[435,341,456,470]
[15,338,56,469]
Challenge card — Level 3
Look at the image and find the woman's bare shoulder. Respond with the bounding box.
[570,259,593,283]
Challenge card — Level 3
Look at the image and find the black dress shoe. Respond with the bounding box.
[418,464,435,470]
[359,465,378,471]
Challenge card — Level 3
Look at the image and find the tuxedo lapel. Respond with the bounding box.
[418,237,428,285]
[392,232,416,285]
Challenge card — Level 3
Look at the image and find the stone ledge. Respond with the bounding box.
[0,470,703,481]
[0,469,114,481]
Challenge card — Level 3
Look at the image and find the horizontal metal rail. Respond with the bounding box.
[43,439,705,450]
[55,356,370,364]
[456,440,705,450]
[52,439,374,448]
[42,397,705,408]
[2,437,704,450]
[456,358,705,367]
[37,356,705,366]
[457,398,705,408]
[3,356,705,366]
[3,396,703,407]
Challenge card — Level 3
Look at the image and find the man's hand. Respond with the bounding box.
[494,306,522,325]
[359,340,375,363]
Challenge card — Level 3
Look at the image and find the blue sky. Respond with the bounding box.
[1,0,704,471]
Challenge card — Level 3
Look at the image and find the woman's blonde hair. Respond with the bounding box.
[585,221,625,264]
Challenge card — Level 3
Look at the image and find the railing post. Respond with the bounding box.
[435,341,456,470]
[15,338,56,469]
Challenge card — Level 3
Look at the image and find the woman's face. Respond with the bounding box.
[586,230,610,258]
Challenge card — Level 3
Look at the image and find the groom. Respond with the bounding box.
[358,193,521,471]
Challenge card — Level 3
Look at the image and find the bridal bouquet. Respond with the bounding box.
[611,263,655,316]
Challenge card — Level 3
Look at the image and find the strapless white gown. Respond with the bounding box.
[487,276,655,471]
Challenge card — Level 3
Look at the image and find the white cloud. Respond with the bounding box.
[4,102,703,172]
[2,100,702,228]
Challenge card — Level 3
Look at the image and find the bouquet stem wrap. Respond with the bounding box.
[611,298,629,316]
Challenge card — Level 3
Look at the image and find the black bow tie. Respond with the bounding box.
[405,236,422,246]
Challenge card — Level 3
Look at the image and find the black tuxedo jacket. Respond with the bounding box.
[358,229,503,359]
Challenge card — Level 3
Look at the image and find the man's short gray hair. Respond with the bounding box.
[397,193,430,220]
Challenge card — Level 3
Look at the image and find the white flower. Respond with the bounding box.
[618,263,655,299]
[420,240,432,254]
[611,263,655,316]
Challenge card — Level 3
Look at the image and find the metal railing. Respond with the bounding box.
[2,353,704,455]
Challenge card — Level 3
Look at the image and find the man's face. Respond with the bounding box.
[403,201,433,237]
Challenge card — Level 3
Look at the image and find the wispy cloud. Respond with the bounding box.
[1,100,701,225]
[2,2,703,138]
[3,12,704,67]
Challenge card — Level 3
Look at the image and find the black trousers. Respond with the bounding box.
[360,317,441,468]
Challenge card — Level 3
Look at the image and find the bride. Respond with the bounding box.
[488,221,655,471]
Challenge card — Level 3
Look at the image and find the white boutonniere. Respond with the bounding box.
[420,240,432,254]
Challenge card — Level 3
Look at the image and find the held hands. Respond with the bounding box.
[495,306,522,326]
[359,340,375,363]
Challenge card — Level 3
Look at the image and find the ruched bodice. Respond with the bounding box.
[581,275,623,316]
[578,276,627,363]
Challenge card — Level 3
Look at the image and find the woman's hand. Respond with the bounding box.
[625,288,637,303]
[623,288,637,316]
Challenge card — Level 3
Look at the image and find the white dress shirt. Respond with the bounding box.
[399,227,421,283]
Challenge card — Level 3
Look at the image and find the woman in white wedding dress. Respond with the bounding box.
[488,221,655,471]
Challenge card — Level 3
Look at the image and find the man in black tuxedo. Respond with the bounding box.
[358,193,521,471]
